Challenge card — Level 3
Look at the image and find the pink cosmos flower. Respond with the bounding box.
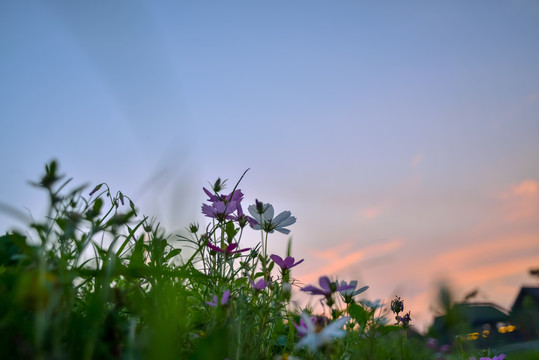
[207,241,250,255]
[270,254,304,270]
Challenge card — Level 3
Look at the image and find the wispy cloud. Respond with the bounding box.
[496,179,539,223]
[299,238,404,284]
[362,207,383,219]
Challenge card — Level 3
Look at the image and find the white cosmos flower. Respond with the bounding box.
[248,202,296,234]
[294,312,350,352]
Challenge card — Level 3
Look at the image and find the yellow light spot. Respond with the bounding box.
[506,325,516,332]
[498,327,507,334]
[482,330,489,337]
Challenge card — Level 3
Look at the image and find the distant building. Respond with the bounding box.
[511,287,539,341]
[431,302,511,346]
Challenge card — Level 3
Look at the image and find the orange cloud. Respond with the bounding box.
[453,255,539,287]
[489,179,539,223]
[362,207,383,219]
[511,180,538,196]
[432,233,539,273]
[299,238,404,284]
[310,241,353,261]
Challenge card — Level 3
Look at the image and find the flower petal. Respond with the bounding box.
[274,227,291,235]
[207,241,223,253]
[270,254,285,267]
[272,211,291,225]
[300,285,326,296]
[221,289,230,304]
[319,276,332,293]
[264,203,274,220]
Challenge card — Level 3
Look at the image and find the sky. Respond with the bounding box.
[1,1,539,331]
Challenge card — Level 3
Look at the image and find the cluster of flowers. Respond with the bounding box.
[198,181,373,353]
[200,182,301,302]
[391,295,411,328]
[198,180,508,358]
[295,276,369,351]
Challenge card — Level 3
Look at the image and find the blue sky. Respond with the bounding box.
[2,1,539,329]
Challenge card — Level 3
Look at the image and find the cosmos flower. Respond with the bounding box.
[203,187,244,204]
[294,312,350,352]
[201,200,238,221]
[201,188,245,222]
[301,276,354,297]
[270,254,304,270]
[206,289,230,307]
[479,355,505,360]
[250,277,269,291]
[361,299,382,310]
[248,201,296,234]
[338,280,369,302]
[231,202,258,228]
[206,241,250,255]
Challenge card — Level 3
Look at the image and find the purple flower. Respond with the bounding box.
[396,311,411,328]
[480,356,505,360]
[231,202,258,228]
[201,188,245,222]
[207,241,250,255]
[301,276,354,297]
[206,289,230,307]
[201,201,238,221]
[203,187,244,203]
[250,277,269,291]
[270,254,304,270]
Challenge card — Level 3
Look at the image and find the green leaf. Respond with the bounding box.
[349,303,369,326]
[224,221,238,240]
[378,324,401,336]
[164,248,182,262]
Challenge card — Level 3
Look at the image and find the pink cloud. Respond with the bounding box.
[499,179,539,223]
[310,241,353,261]
[511,179,538,196]
[299,238,404,284]
[362,207,383,219]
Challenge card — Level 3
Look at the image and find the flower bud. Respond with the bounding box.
[89,184,102,196]
[188,223,199,233]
